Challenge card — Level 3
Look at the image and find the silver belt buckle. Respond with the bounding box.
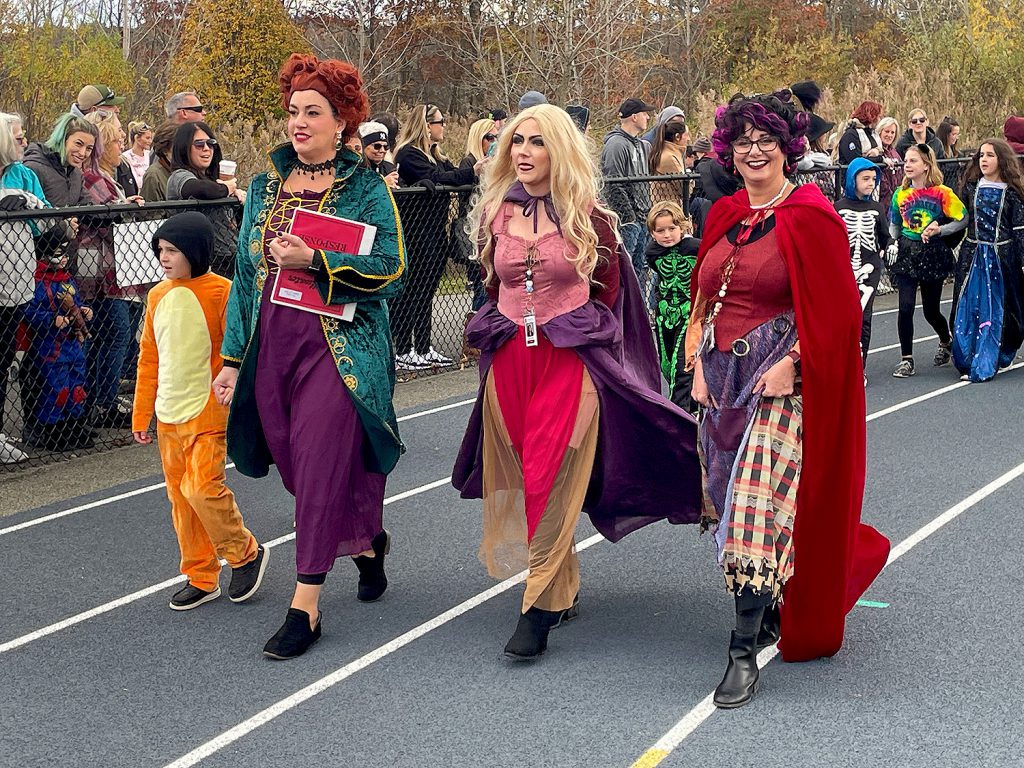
[731,338,750,357]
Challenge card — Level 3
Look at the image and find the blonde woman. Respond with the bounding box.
[895,108,945,159]
[391,104,484,369]
[875,116,903,211]
[452,104,700,661]
[456,118,498,316]
[80,113,145,428]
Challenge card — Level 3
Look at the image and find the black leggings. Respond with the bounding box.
[897,278,950,357]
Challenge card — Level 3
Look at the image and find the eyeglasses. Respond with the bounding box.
[192,138,218,149]
[182,105,207,114]
[369,142,388,151]
[910,117,927,125]
[730,136,780,154]
[428,119,446,126]
[15,134,28,145]
[484,133,498,142]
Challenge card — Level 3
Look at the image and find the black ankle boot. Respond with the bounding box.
[756,604,781,649]
[353,530,390,602]
[263,608,322,660]
[503,607,564,660]
[713,630,759,708]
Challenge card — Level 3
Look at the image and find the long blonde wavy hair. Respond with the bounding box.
[395,103,450,165]
[469,104,617,286]
[464,118,495,161]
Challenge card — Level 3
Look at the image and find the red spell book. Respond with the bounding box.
[269,209,377,321]
[289,208,377,257]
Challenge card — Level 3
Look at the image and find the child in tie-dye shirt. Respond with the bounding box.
[887,144,966,378]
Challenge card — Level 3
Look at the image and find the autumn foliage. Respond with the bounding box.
[1,0,1023,157]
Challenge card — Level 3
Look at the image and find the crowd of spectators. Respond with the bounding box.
[2,77,1022,463]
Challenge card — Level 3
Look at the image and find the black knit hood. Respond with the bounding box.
[151,211,213,277]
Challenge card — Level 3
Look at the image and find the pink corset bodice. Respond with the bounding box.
[492,203,590,325]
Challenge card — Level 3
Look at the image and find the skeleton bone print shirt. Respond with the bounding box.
[834,197,890,310]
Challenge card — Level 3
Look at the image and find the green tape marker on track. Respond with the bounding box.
[855,599,890,609]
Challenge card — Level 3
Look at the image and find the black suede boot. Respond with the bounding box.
[353,530,390,602]
[263,608,322,660]
[713,630,759,708]
[756,604,781,649]
[503,607,563,660]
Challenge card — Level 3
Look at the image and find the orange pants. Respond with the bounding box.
[157,397,257,592]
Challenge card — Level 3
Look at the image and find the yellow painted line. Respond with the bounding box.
[626,459,1024,766]
[630,748,670,768]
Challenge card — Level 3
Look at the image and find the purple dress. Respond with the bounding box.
[255,189,386,577]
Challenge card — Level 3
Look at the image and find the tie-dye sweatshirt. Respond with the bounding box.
[890,184,966,240]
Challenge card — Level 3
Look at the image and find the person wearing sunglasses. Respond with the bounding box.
[0,111,58,463]
[895,109,945,161]
[164,91,207,125]
[357,121,398,188]
[165,121,244,278]
[392,104,485,370]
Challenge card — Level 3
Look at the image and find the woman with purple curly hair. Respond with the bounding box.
[685,90,890,708]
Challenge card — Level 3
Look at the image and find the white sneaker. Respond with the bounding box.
[422,346,454,366]
[0,433,28,464]
[395,350,431,370]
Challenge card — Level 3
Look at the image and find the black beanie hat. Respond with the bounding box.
[152,211,213,277]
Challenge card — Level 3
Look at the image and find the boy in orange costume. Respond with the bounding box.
[133,212,268,610]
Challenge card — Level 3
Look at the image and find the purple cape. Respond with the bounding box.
[451,242,702,542]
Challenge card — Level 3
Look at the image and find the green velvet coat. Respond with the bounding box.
[222,144,406,477]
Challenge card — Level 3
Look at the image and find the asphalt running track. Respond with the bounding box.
[2,290,1022,768]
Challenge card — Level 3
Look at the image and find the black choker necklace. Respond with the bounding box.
[293,155,337,180]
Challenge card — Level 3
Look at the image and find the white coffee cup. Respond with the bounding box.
[218,159,237,179]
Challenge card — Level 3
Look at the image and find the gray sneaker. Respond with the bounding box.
[893,358,916,378]
[933,342,952,366]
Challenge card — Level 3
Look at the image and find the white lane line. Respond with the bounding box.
[160,373,1020,766]
[1,363,1007,659]
[867,335,937,355]
[161,532,605,768]
[867,362,1024,423]
[873,298,953,317]
[0,400,475,538]
[396,398,476,421]
[627,461,1024,768]
[0,477,451,656]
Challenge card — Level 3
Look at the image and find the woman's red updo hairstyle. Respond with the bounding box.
[279,53,369,139]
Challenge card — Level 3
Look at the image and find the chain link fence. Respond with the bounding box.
[0,160,974,470]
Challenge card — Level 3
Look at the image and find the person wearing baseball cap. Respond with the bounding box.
[71,84,126,118]
[601,97,657,290]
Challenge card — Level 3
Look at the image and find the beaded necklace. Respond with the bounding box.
[703,180,790,349]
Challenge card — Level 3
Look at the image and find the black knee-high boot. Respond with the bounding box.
[757,603,781,649]
[714,594,767,708]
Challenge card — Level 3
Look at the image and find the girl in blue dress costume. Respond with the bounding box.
[951,138,1024,382]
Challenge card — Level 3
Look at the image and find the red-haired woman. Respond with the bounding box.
[214,54,406,659]
[838,101,884,165]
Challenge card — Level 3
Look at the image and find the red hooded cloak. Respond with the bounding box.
[692,183,891,662]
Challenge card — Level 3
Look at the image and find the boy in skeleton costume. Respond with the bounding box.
[834,157,890,370]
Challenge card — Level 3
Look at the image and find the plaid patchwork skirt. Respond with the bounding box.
[698,311,802,602]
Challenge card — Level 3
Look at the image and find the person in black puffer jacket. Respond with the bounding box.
[894,109,945,160]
